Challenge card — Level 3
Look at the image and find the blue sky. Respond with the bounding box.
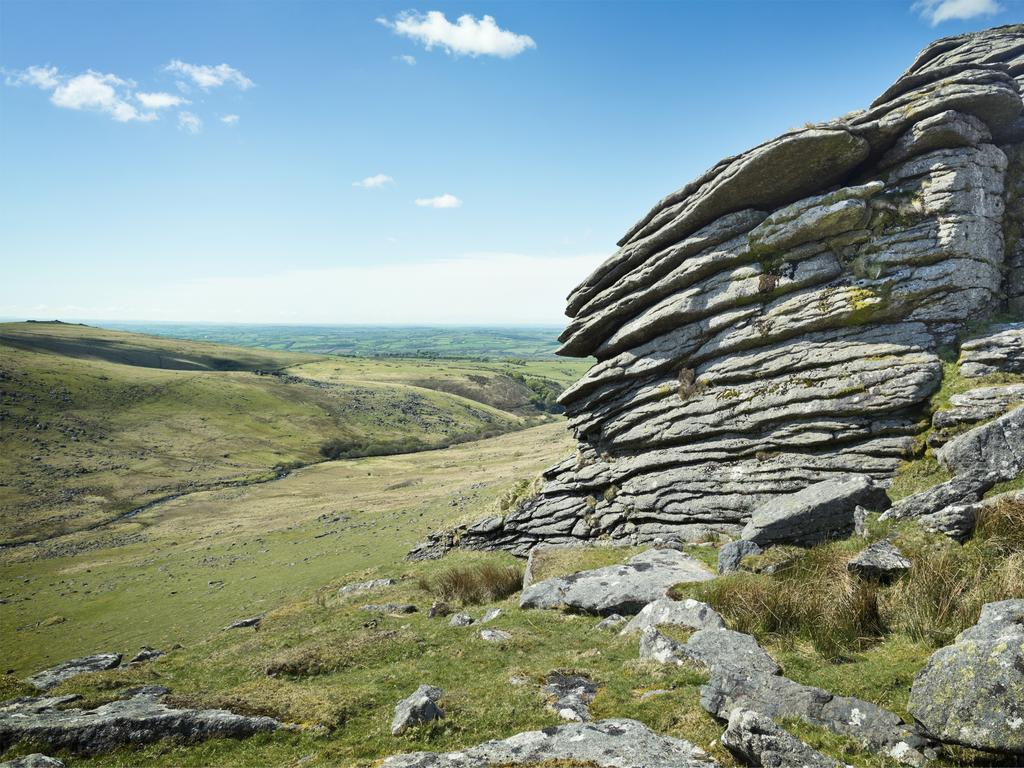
[1,0,1021,324]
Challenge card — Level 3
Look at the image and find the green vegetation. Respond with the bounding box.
[418,562,524,605]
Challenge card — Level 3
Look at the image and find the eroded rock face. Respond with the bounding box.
[909,599,1024,755]
[24,654,122,691]
[410,25,1024,559]
[380,718,718,768]
[936,405,1024,481]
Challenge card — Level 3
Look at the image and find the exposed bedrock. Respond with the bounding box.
[410,26,1024,560]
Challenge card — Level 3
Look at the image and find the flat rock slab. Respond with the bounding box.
[722,708,842,768]
[881,471,996,521]
[847,540,912,581]
[519,548,713,616]
[380,718,718,767]
[620,598,725,635]
[0,756,65,768]
[0,692,278,756]
[543,673,597,722]
[959,323,1024,377]
[937,406,1024,482]
[741,475,890,547]
[932,384,1024,431]
[909,599,1024,755]
[24,654,122,691]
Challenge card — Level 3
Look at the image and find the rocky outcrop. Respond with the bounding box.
[619,598,725,635]
[722,708,842,768]
[380,718,718,767]
[519,548,713,615]
[908,599,1024,755]
[936,405,1024,480]
[411,25,1024,558]
[0,756,65,768]
[24,654,122,691]
[958,322,1024,376]
[0,691,278,755]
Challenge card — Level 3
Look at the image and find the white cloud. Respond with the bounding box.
[178,111,202,134]
[6,65,59,89]
[136,91,187,109]
[396,54,417,66]
[165,60,254,90]
[913,0,1002,24]
[51,71,155,122]
[221,114,240,125]
[353,174,394,189]
[415,193,462,208]
[377,11,536,58]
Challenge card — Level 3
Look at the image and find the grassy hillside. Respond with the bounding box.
[0,323,587,545]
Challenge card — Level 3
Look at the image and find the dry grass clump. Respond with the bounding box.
[418,562,523,605]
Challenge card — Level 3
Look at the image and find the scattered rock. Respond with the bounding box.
[639,689,670,701]
[391,685,444,736]
[0,691,278,755]
[936,406,1024,482]
[722,708,842,768]
[479,629,512,643]
[24,653,122,690]
[717,540,762,575]
[481,608,503,623]
[909,599,1024,755]
[225,616,262,630]
[380,718,718,767]
[427,601,451,618]
[741,475,890,547]
[958,322,1024,377]
[520,548,713,616]
[0,756,65,768]
[620,598,725,635]
[361,604,417,615]
[448,612,473,627]
[338,577,396,596]
[543,672,597,722]
[128,647,164,665]
[847,540,912,581]
[594,614,627,631]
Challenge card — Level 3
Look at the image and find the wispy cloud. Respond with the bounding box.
[5,65,59,89]
[178,111,202,134]
[396,54,417,66]
[353,174,394,189]
[377,11,536,58]
[136,91,187,109]
[913,0,1002,24]
[165,60,253,90]
[51,71,155,122]
[415,193,462,208]
[220,114,240,125]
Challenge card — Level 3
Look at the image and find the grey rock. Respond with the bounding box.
[520,548,713,616]
[620,598,725,635]
[639,627,781,676]
[847,540,912,580]
[338,577,396,595]
[25,653,122,690]
[225,616,262,630]
[722,708,842,768]
[391,685,444,736]
[717,540,763,574]
[480,608,503,623]
[361,603,417,615]
[593,614,627,631]
[639,627,689,666]
[879,109,991,168]
[128,647,164,665]
[0,756,65,768]
[0,691,277,755]
[932,384,1024,431]
[479,629,512,643]
[640,689,670,701]
[881,471,997,521]
[959,323,1024,377]
[741,475,890,547]
[448,612,473,627]
[427,601,451,618]
[380,718,718,767]
[937,405,1024,481]
[909,599,1024,754]
[543,672,597,722]
[918,503,978,542]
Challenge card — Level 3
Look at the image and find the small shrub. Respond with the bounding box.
[418,562,523,605]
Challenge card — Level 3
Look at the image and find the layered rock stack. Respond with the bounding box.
[413,25,1024,558]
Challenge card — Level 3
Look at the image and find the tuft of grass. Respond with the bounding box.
[418,562,524,605]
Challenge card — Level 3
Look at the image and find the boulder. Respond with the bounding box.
[740,476,890,547]
[958,323,1024,377]
[0,756,65,768]
[936,406,1024,482]
[543,672,597,722]
[881,471,996,521]
[391,685,444,736]
[448,613,473,627]
[0,690,277,755]
[479,629,512,643]
[917,503,978,542]
[620,598,725,635]
[481,608,503,623]
[908,599,1024,755]
[128,647,164,665]
[717,540,762,574]
[225,616,262,630]
[847,540,912,581]
[380,718,718,767]
[24,653,122,690]
[639,627,781,676]
[722,708,842,768]
[520,548,713,616]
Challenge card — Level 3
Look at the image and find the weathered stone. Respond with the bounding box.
[741,475,890,547]
[620,598,725,635]
[225,616,262,630]
[479,629,512,643]
[380,718,718,767]
[722,708,842,768]
[448,613,473,627]
[931,384,1024,431]
[0,690,278,755]
[881,471,997,521]
[25,654,122,691]
[427,601,451,618]
[958,322,1024,377]
[520,548,713,616]
[338,577,396,596]
[480,608,503,623]
[936,405,1024,481]
[717,540,762,574]
[543,672,597,722]
[127,647,164,665]
[361,603,417,615]
[909,599,1024,755]
[918,503,978,542]
[593,614,627,631]
[639,627,782,676]
[0,756,65,768]
[391,685,444,736]
[847,540,912,580]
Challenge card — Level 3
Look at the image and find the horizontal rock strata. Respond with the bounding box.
[410,25,1024,559]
